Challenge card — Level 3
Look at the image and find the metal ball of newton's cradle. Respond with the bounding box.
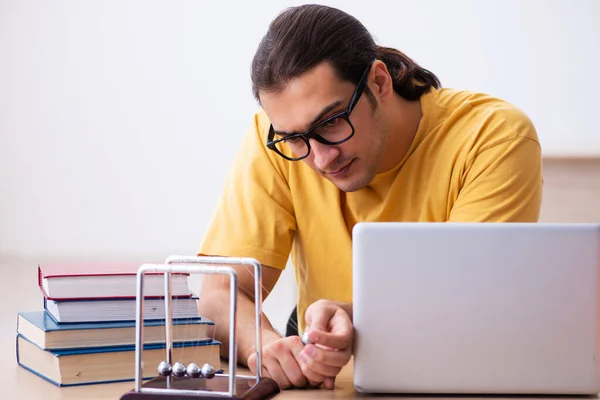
[171,361,187,377]
[301,331,311,345]
[157,361,172,376]
[201,363,216,379]
[185,362,202,378]
[156,361,216,379]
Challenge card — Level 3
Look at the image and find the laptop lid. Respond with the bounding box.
[351,222,600,395]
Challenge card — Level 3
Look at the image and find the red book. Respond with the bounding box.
[38,262,191,301]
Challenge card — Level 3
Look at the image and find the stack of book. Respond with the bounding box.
[15,262,222,386]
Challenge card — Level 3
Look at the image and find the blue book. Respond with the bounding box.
[16,333,222,387]
[17,311,214,350]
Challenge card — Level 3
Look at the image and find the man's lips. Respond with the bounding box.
[326,160,354,176]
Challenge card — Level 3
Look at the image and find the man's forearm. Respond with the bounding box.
[198,285,282,365]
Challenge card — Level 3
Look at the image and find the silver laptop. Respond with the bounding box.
[352,222,600,395]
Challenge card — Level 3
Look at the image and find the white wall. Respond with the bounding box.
[1,0,598,333]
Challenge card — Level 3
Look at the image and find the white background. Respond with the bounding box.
[1,0,598,333]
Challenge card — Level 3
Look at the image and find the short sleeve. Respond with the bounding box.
[449,130,543,222]
[198,111,296,270]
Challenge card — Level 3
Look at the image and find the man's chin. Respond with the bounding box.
[329,175,370,192]
[315,160,372,191]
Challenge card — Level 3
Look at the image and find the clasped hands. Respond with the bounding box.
[247,299,353,390]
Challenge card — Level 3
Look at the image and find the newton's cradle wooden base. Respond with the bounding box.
[121,374,280,399]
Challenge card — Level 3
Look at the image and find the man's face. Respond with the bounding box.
[260,62,389,192]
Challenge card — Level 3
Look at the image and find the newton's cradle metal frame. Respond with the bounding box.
[120,255,280,399]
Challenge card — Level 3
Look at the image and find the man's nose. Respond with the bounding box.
[309,139,340,171]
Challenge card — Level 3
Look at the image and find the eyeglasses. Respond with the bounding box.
[265,59,375,161]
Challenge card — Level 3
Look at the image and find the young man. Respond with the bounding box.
[197,4,543,391]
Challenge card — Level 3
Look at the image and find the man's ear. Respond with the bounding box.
[370,60,393,100]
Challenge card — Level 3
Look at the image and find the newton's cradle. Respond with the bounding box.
[120,255,281,399]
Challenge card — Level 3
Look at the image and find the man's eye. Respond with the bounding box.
[323,118,340,127]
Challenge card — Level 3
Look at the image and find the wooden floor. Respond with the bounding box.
[539,157,600,222]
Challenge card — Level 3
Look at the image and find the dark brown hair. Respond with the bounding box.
[251,4,440,104]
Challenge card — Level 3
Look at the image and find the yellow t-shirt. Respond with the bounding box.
[198,87,543,333]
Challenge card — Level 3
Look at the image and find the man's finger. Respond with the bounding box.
[301,344,351,368]
[263,358,292,389]
[276,348,308,387]
[289,337,324,387]
[305,314,333,332]
[293,339,328,384]
[300,355,342,377]
[324,376,336,390]
[305,302,336,332]
[307,327,352,349]
[299,359,329,384]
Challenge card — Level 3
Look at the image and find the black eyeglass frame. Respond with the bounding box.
[265,59,376,161]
